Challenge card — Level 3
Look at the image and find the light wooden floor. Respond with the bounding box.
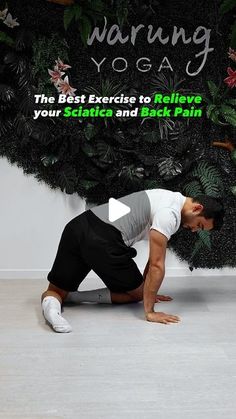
[0,276,236,419]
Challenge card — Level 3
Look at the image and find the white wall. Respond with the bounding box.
[0,157,234,281]
[0,157,84,279]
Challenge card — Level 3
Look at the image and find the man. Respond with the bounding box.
[41,188,224,333]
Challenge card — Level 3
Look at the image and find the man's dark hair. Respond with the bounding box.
[192,195,225,230]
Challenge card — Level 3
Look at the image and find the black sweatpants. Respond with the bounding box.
[47,210,144,293]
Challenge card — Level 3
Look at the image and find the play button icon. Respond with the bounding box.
[108,198,131,222]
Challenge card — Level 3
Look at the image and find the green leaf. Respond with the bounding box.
[191,239,205,260]
[90,0,105,12]
[41,155,59,167]
[223,113,236,126]
[207,80,219,100]
[201,93,210,104]
[210,109,224,125]
[97,141,115,163]
[84,123,99,140]
[79,179,99,190]
[79,16,92,46]
[220,104,236,126]
[64,6,79,30]
[226,99,236,106]
[220,104,236,117]
[220,0,236,15]
[58,165,76,194]
[0,31,14,47]
[15,114,35,136]
[191,161,223,197]
[198,230,211,249]
[74,5,82,20]
[113,128,125,143]
[81,142,97,157]
[206,104,217,119]
[231,185,236,196]
[144,179,161,189]
[190,231,211,260]
[116,6,128,27]
[183,180,202,196]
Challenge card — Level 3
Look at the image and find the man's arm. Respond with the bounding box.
[143,258,172,302]
[144,229,180,324]
[143,260,150,280]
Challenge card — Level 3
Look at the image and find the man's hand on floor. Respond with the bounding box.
[155,294,173,303]
[146,311,180,324]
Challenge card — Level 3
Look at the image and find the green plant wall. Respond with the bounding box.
[0,0,236,269]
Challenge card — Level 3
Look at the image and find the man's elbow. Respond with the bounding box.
[149,264,165,277]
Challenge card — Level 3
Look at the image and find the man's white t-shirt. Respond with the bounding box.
[145,188,186,241]
[91,189,186,246]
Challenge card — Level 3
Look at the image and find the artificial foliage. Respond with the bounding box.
[0,0,236,269]
[204,80,236,126]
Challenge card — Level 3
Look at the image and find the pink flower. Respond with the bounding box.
[48,68,65,85]
[224,67,236,88]
[228,47,236,62]
[55,57,71,71]
[57,76,77,96]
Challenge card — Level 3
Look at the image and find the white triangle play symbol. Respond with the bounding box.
[108,198,130,222]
